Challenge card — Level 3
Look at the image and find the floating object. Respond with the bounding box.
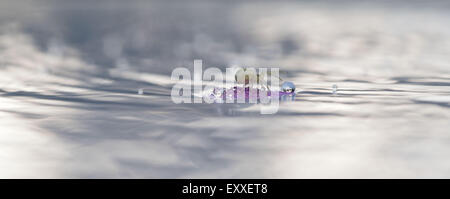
[235,68,257,85]
[281,81,295,93]
[138,88,144,95]
[332,84,338,95]
[209,85,295,102]
[234,68,282,85]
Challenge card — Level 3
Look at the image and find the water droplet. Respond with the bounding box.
[281,82,296,93]
[332,84,338,95]
[138,88,144,95]
[213,88,223,97]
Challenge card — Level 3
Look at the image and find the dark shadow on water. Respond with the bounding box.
[412,99,450,109]
[392,76,450,87]
[0,109,47,119]
[1,91,168,108]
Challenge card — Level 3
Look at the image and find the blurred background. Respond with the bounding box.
[1,0,450,178]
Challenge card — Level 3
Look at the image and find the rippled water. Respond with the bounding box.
[1,0,450,178]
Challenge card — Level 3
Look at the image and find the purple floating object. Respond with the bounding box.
[210,87,294,101]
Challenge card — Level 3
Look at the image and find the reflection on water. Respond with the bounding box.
[1,0,450,178]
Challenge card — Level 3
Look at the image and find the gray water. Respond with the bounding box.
[1,0,450,178]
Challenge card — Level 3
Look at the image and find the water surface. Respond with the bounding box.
[1,0,450,178]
